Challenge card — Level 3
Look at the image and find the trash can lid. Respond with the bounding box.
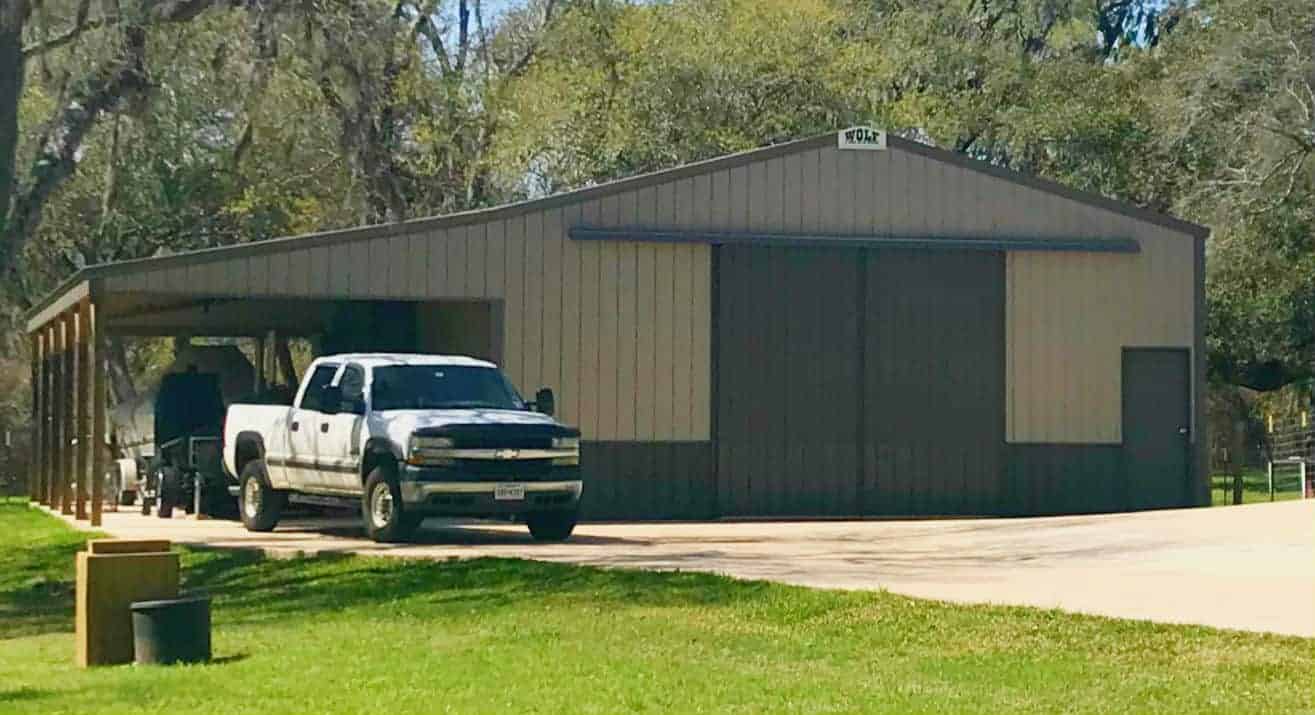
[130,594,211,611]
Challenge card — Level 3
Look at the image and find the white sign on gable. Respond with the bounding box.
[838,125,887,151]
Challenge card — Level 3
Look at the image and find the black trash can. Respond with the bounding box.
[130,594,211,665]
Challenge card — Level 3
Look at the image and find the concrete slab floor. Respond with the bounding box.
[45,499,1315,637]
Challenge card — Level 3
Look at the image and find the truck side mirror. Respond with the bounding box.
[534,387,555,416]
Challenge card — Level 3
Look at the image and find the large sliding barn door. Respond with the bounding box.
[715,246,862,516]
[861,249,1006,515]
[715,245,1005,517]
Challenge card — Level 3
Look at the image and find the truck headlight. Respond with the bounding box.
[551,436,579,466]
[408,435,456,465]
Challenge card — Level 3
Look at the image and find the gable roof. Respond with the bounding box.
[25,129,1207,330]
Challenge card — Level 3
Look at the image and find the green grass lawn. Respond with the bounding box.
[0,499,1311,714]
[1210,468,1306,506]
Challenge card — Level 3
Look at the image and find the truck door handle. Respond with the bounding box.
[320,422,330,433]
[290,421,299,432]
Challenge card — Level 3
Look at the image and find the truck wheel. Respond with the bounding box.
[527,510,578,542]
[240,461,285,532]
[140,496,153,516]
[363,465,420,543]
[119,490,137,507]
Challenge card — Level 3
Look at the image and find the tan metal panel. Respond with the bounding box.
[447,224,468,297]
[522,211,545,393]
[559,203,582,428]
[268,251,292,296]
[369,237,390,297]
[428,228,448,298]
[309,245,331,295]
[595,196,622,440]
[327,240,350,296]
[248,255,268,296]
[612,191,639,440]
[406,233,428,298]
[541,209,564,398]
[502,218,525,390]
[652,237,676,440]
[688,243,712,440]
[671,244,695,440]
[467,224,487,298]
[576,200,603,438]
[284,249,308,296]
[349,239,370,298]
[1006,205,1194,444]
[484,221,505,301]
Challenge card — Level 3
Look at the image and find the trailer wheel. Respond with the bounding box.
[157,467,180,519]
[240,460,284,532]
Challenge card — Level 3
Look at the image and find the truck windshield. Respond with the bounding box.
[370,365,526,411]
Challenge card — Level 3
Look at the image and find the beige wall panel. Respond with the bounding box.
[540,210,564,402]
[484,222,505,300]
[576,200,603,438]
[446,225,469,297]
[670,244,696,441]
[688,243,712,440]
[467,224,487,298]
[244,256,264,295]
[502,217,526,390]
[558,203,582,429]
[367,236,390,298]
[528,211,550,394]
[406,233,428,298]
[1006,212,1193,444]
[594,198,622,440]
[285,250,308,296]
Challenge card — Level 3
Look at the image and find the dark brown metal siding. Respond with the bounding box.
[580,441,716,520]
[716,246,1003,517]
[1004,444,1124,515]
[716,246,862,516]
[862,250,1006,516]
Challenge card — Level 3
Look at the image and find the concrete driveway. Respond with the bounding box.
[55,499,1315,637]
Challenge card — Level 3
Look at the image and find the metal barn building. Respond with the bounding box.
[25,128,1207,523]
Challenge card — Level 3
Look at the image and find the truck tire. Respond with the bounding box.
[363,465,420,543]
[527,510,578,542]
[119,490,137,507]
[240,461,285,532]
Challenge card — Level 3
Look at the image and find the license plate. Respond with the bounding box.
[494,483,526,501]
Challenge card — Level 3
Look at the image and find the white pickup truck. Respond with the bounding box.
[222,353,582,542]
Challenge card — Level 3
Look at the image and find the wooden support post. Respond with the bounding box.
[58,318,73,515]
[74,307,89,521]
[30,332,43,503]
[91,305,106,527]
[43,326,56,507]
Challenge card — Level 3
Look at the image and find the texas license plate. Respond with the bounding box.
[494,483,526,501]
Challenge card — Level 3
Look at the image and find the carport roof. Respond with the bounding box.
[26,129,1209,333]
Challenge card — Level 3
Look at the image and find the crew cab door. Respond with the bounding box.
[286,363,338,489]
[318,364,367,494]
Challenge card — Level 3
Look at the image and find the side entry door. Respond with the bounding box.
[319,364,368,494]
[1122,348,1192,510]
[287,363,338,489]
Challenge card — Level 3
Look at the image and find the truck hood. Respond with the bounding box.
[375,409,575,448]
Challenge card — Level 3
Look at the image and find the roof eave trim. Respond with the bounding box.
[569,228,1141,253]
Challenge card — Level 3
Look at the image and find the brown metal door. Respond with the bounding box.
[1122,348,1192,510]
[861,249,1006,516]
[715,246,862,517]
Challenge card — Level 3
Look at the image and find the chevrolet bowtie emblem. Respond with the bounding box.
[493,448,519,459]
